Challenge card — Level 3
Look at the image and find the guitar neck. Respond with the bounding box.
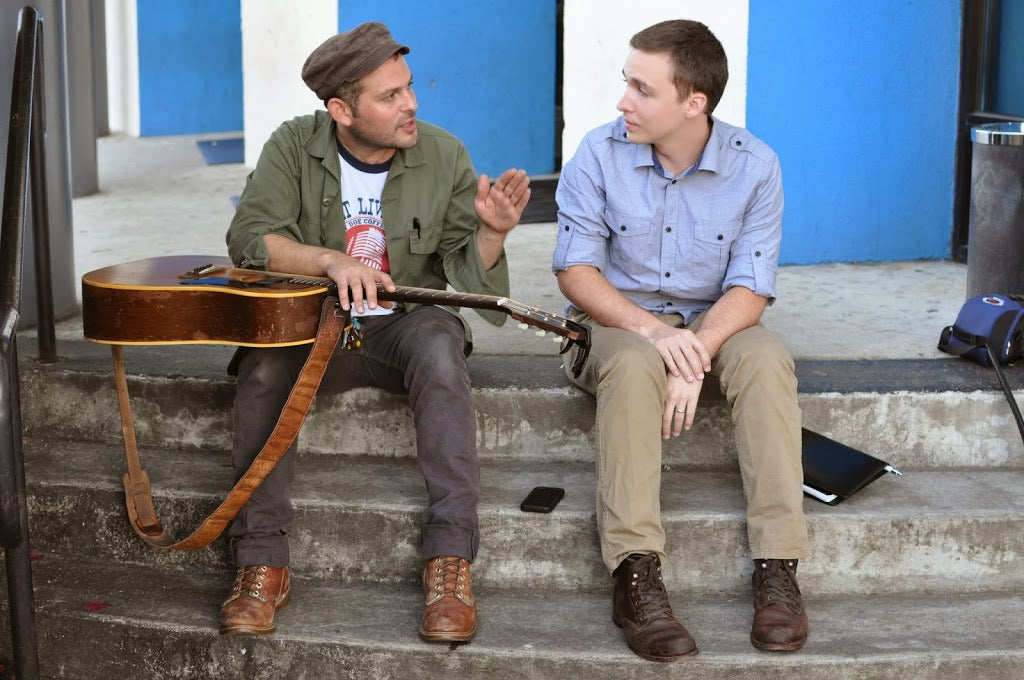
[267,270,582,341]
[278,272,509,312]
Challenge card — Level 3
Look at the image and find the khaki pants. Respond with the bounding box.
[564,310,809,573]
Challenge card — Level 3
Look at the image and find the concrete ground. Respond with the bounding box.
[65,133,969,361]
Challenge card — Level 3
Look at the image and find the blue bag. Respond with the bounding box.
[937,294,1024,366]
[938,293,1024,449]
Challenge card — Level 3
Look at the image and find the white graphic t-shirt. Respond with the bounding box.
[338,141,393,317]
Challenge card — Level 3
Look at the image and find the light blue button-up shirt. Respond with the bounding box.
[552,116,783,322]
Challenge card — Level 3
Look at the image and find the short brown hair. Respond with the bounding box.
[334,80,363,115]
[630,20,728,113]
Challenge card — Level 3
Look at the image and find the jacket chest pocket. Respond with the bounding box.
[409,220,442,254]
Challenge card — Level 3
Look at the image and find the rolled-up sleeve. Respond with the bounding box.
[552,142,611,273]
[721,153,783,301]
[226,130,305,269]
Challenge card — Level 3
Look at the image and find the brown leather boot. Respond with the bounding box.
[612,553,699,661]
[220,565,291,635]
[419,556,476,642]
[751,559,809,651]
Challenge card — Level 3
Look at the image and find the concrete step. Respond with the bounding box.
[16,338,1024,468]
[22,437,1024,596]
[5,558,1023,680]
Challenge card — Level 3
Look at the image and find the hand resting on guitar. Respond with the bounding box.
[263,233,395,315]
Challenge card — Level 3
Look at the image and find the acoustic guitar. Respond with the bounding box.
[82,255,590,373]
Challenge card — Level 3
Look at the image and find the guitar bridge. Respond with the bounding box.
[183,263,218,278]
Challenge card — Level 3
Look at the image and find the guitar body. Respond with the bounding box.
[82,256,329,346]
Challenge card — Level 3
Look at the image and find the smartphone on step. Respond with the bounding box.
[520,486,565,513]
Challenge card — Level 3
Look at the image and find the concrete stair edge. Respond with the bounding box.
[22,438,1024,596]
[17,363,1024,469]
[5,558,1023,680]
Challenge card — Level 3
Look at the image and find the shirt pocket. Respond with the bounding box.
[409,219,443,254]
[604,208,654,274]
[692,218,742,277]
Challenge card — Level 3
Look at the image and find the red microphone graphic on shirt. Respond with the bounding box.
[344,198,390,273]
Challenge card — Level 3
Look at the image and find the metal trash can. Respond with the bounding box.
[966,121,1024,298]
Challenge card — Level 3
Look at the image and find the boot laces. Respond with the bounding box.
[428,556,470,603]
[232,565,271,600]
[756,559,802,613]
[628,555,674,622]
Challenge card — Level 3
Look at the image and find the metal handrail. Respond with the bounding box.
[0,5,50,679]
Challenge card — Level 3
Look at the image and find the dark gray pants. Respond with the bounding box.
[228,306,480,568]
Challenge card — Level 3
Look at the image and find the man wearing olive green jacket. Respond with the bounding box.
[220,22,530,643]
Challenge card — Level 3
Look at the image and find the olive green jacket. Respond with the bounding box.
[226,110,509,347]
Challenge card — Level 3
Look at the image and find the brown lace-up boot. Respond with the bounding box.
[612,553,699,661]
[751,558,809,651]
[419,556,476,642]
[220,565,291,635]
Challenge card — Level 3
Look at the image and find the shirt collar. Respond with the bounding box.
[698,117,727,175]
[614,115,727,177]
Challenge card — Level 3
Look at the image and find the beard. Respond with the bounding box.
[346,114,418,154]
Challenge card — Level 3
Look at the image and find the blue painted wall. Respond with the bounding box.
[995,0,1024,116]
[137,0,243,136]
[338,0,556,177]
[747,1,961,264]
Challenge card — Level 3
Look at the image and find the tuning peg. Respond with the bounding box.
[552,336,562,344]
[518,323,529,330]
[535,330,547,337]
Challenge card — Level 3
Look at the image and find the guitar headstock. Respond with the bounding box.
[500,300,591,378]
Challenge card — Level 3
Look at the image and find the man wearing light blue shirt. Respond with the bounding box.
[553,20,809,661]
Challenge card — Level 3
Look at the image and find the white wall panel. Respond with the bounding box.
[104,0,139,135]
[241,0,336,166]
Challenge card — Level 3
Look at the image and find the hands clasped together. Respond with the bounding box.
[645,323,711,440]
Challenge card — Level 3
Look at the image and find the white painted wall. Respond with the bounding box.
[104,0,139,136]
[240,0,337,166]
[561,0,748,163]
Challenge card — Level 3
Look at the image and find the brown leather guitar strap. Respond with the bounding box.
[115,296,347,550]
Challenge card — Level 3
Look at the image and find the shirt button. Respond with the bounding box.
[755,250,762,257]
[665,227,672,233]
[671,179,677,185]
[322,198,331,207]
[717,234,724,240]
[620,225,627,232]
[666,301,673,306]
[664,271,671,278]
[563,225,569,231]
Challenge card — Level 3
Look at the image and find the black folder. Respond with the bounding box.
[801,428,901,505]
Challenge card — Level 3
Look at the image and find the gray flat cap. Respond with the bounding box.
[302,22,410,100]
